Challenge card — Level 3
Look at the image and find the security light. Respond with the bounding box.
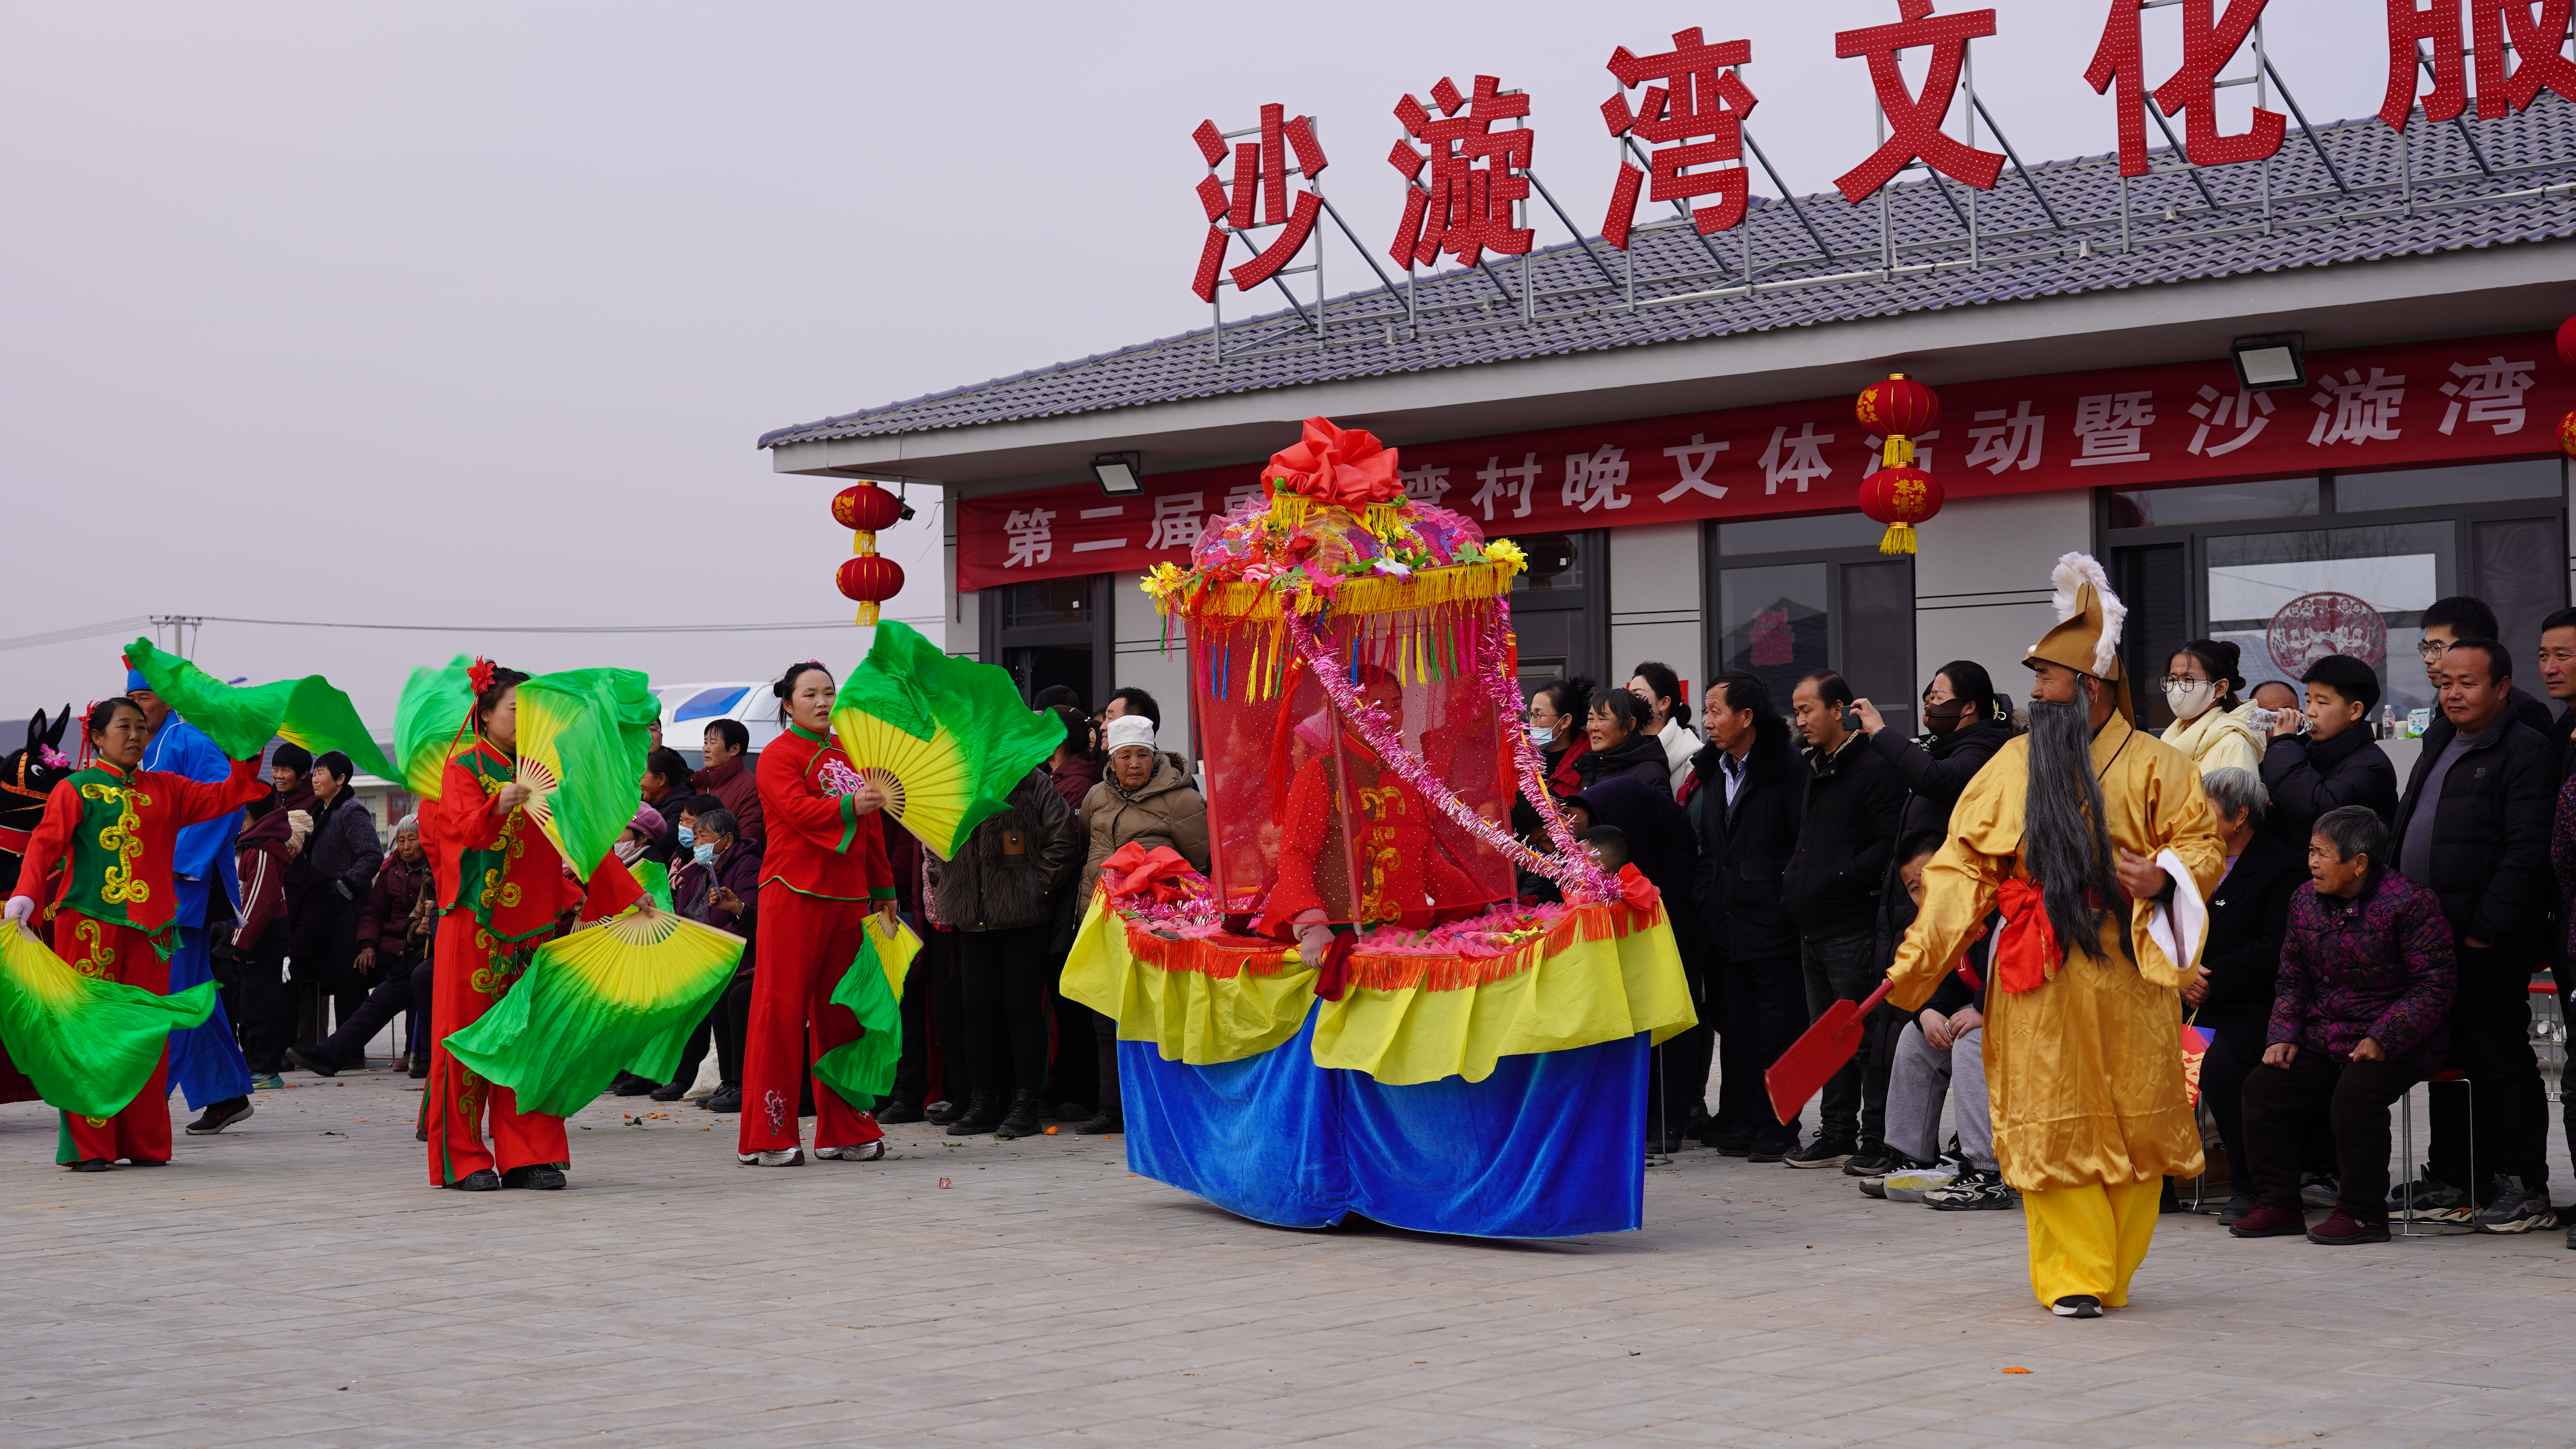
[2230,334,2306,392]
[1091,452,1143,496]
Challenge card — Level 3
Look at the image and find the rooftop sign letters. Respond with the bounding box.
[1187,0,2576,299]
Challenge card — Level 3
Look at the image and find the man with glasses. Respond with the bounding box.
[2418,597,2552,738]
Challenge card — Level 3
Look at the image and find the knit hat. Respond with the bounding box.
[1103,715,1157,754]
[2024,552,2132,719]
[629,803,667,839]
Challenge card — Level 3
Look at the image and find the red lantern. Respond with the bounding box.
[836,556,906,627]
[2557,315,2576,367]
[832,483,905,533]
[1855,373,1941,436]
[1859,465,1944,556]
[2560,409,2576,460]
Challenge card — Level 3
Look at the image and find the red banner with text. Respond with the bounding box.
[957,333,2572,591]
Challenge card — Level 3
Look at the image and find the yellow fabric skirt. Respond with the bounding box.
[1059,891,1695,1086]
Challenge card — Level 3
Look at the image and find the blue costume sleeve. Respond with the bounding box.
[146,717,246,926]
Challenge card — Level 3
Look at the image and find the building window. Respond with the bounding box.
[1509,530,1608,700]
[983,575,1112,710]
[1707,515,1917,734]
[2104,461,2566,733]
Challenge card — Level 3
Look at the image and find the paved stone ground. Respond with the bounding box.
[5,1066,2576,1449]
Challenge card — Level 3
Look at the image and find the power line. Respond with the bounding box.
[0,612,948,653]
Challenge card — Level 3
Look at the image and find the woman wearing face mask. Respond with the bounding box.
[1511,676,1594,840]
[2160,639,2265,778]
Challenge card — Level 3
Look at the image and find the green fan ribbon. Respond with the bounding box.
[392,655,477,799]
[125,639,397,777]
[813,915,918,1109]
[836,620,1064,858]
[0,926,218,1119]
[442,915,740,1118]
[516,668,655,879]
[632,859,675,914]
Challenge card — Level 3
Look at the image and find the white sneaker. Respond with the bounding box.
[814,1141,887,1162]
[735,1148,805,1167]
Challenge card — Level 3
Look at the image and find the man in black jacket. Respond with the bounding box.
[2538,606,2576,779]
[2260,652,2399,845]
[2390,637,2559,1234]
[1780,670,1907,1169]
[1691,673,1805,1161]
[2417,597,2552,739]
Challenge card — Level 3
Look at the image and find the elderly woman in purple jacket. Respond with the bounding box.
[2232,806,2455,1246]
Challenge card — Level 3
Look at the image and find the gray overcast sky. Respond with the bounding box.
[1,1,2390,733]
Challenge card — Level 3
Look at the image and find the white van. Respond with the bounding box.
[655,682,784,770]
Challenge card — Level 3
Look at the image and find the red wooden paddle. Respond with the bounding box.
[1763,961,1983,1127]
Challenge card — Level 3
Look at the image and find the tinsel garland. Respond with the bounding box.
[1280,608,1616,905]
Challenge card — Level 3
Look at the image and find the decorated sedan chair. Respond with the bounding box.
[1062,418,1693,1238]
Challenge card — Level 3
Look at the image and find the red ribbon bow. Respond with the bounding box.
[1993,878,2061,994]
[1101,842,1198,905]
[1615,862,1661,913]
[1266,417,1403,508]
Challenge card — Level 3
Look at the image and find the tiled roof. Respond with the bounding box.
[760,98,2576,449]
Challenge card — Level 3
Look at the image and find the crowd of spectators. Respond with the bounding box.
[1550,597,2573,1248]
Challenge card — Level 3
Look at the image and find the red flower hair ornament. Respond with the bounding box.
[1267,417,1403,509]
[468,658,498,697]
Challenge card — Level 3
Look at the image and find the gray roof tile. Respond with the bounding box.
[760,99,2576,449]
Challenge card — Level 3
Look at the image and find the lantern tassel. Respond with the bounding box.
[1878,523,1918,556]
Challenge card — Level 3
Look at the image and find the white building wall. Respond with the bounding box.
[1111,569,1193,754]
[1608,521,1705,700]
[1912,491,2093,691]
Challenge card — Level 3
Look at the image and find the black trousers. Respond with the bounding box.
[317,958,429,1067]
[957,925,1053,1097]
[1648,948,1712,1137]
[1799,927,1882,1145]
[2242,1050,2421,1220]
[1714,952,1804,1143]
[2427,948,2550,1194]
[235,935,295,1074]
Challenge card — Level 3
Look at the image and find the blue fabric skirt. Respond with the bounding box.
[1120,1003,1648,1238]
[164,926,254,1108]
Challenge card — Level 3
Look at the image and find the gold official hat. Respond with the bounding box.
[2024,552,2132,718]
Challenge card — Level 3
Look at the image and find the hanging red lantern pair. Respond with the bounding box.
[831,482,906,626]
[1853,373,1944,555]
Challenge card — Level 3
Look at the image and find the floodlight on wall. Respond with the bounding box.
[1091,452,1143,496]
[2230,334,2307,392]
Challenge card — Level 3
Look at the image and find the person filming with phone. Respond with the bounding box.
[1777,669,1907,1170]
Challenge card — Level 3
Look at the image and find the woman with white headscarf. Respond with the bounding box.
[1069,713,1209,1137]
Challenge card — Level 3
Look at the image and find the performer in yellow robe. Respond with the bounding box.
[1889,553,2223,1318]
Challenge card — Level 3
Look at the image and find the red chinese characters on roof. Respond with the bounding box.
[1388,75,1534,270]
[2086,0,2285,176]
[1833,0,2005,202]
[2381,0,2576,130]
[1190,104,1329,303]
[1599,27,1757,247]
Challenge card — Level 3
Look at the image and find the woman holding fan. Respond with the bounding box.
[417,661,590,1191]
[6,697,268,1170]
[739,660,895,1167]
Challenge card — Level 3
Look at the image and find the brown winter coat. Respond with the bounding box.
[1076,758,1212,903]
[928,770,1078,931]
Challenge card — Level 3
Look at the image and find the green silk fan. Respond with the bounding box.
[511,670,651,878]
[440,903,743,1117]
[392,656,477,799]
[124,639,398,779]
[831,621,1065,859]
[0,925,218,1119]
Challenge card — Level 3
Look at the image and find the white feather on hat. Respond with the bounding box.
[2049,552,2126,677]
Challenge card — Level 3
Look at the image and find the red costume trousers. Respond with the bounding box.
[52,909,171,1166]
[423,913,568,1184]
[739,884,883,1154]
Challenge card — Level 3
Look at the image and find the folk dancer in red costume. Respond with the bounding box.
[1256,670,1492,979]
[738,660,896,1167]
[6,697,267,1170]
[416,663,598,1191]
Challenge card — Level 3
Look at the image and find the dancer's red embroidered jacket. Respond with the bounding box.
[756,725,893,902]
[419,741,587,946]
[11,756,266,944]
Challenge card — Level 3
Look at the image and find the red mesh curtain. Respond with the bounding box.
[1193,602,1515,931]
